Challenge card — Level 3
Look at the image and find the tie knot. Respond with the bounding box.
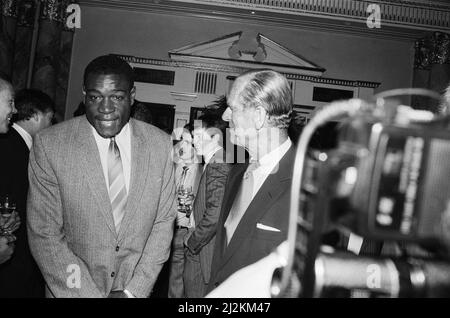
[244,160,259,179]
[109,137,120,156]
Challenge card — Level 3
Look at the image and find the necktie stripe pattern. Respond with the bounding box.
[108,138,127,232]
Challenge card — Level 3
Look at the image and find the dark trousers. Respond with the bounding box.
[168,227,189,298]
[183,248,207,298]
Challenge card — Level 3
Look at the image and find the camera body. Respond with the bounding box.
[294,102,450,297]
[316,114,450,253]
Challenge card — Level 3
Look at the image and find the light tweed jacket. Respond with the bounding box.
[27,116,177,298]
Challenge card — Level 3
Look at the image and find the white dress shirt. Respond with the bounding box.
[249,138,292,199]
[92,123,131,193]
[92,123,134,298]
[12,123,33,150]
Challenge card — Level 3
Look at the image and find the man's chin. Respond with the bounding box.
[94,121,121,138]
[0,122,9,134]
[95,127,119,138]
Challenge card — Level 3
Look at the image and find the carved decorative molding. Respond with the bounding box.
[79,0,450,40]
[414,31,450,70]
[117,54,380,88]
[173,0,450,30]
[1,0,18,18]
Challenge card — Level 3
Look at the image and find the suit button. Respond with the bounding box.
[111,272,115,278]
[115,246,119,252]
[214,282,219,288]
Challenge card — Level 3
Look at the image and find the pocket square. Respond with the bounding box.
[256,223,281,232]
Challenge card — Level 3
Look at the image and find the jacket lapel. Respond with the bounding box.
[219,148,295,269]
[213,163,248,265]
[75,117,116,237]
[118,119,150,242]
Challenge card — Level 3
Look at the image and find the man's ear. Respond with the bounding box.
[31,112,41,123]
[255,106,267,130]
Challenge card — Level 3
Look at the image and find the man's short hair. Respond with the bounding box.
[197,99,229,138]
[13,89,55,122]
[83,55,134,90]
[234,69,292,129]
[0,72,12,91]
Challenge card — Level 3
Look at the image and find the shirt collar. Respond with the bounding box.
[252,138,292,171]
[12,123,33,150]
[91,122,130,147]
[204,146,222,166]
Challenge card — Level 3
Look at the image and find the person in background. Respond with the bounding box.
[0,88,55,297]
[167,123,202,298]
[183,106,232,297]
[131,101,154,125]
[27,55,177,298]
[73,101,86,117]
[0,75,18,266]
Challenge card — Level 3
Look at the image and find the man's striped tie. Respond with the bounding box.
[108,137,127,233]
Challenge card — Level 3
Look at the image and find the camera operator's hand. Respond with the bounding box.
[0,236,14,264]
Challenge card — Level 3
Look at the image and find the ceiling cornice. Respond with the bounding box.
[79,0,448,41]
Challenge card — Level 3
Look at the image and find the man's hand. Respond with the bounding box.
[107,291,128,298]
[0,236,14,264]
[0,210,21,234]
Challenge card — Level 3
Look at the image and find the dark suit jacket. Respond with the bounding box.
[0,127,45,297]
[207,146,295,293]
[186,149,232,284]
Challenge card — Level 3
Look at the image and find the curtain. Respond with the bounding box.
[0,0,77,122]
[412,31,450,114]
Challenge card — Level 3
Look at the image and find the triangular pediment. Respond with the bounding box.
[169,31,325,76]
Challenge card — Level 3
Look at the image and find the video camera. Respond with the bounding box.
[271,89,450,298]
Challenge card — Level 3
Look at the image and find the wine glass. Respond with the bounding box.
[0,196,17,238]
[177,185,194,218]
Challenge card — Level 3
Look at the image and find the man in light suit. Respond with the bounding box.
[207,69,295,293]
[183,107,232,297]
[27,55,177,298]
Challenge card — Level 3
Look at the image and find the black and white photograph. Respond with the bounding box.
[0,0,450,304]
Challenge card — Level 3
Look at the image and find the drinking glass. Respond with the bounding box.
[177,185,194,218]
[0,196,17,237]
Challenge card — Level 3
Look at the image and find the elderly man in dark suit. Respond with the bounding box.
[27,55,177,298]
[182,107,232,297]
[207,69,295,293]
[0,88,55,297]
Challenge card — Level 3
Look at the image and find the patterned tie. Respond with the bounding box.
[108,137,127,233]
[178,166,189,190]
[224,160,260,245]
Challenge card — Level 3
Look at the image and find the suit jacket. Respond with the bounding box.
[27,116,177,298]
[207,146,295,293]
[0,127,44,297]
[186,149,232,284]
